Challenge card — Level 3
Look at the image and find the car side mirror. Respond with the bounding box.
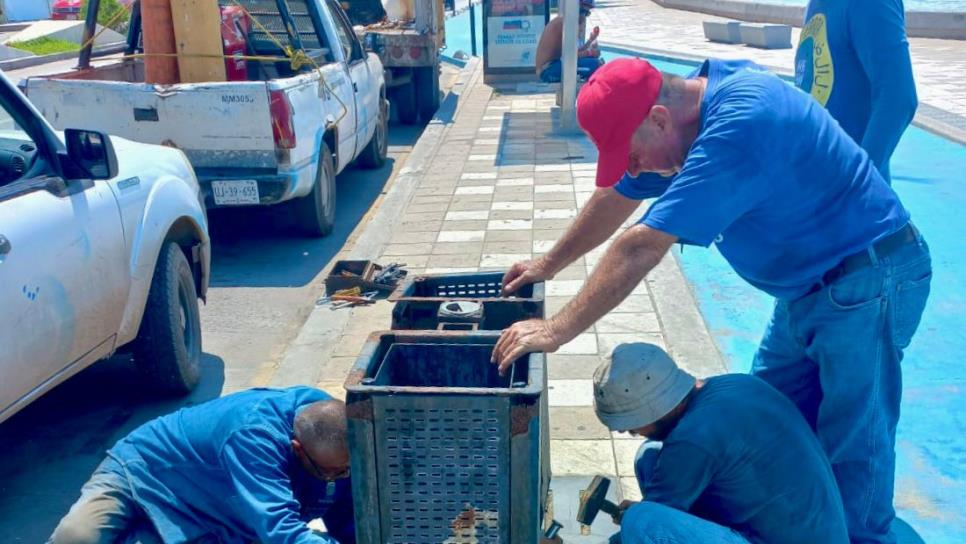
[65,129,118,180]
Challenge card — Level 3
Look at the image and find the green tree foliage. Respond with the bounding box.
[80,0,132,33]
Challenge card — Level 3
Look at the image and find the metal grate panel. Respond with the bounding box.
[433,281,502,298]
[374,398,510,543]
[219,0,324,53]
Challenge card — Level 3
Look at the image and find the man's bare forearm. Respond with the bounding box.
[541,188,641,276]
[547,225,676,342]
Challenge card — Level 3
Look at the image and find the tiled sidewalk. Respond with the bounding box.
[590,0,966,129]
[282,60,725,541]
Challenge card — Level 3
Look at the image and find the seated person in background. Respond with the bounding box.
[48,386,354,544]
[535,0,604,83]
[594,343,848,544]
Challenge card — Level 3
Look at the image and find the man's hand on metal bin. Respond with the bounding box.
[491,318,562,375]
[501,258,554,296]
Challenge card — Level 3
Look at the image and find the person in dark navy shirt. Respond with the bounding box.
[595,343,848,544]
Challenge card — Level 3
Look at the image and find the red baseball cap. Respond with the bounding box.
[577,58,663,187]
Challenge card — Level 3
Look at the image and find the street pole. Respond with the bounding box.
[559,0,578,132]
[469,1,477,57]
[77,0,101,70]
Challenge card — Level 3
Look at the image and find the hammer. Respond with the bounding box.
[576,475,621,526]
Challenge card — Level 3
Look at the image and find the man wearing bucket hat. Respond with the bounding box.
[534,0,603,83]
[492,57,932,543]
[593,343,848,544]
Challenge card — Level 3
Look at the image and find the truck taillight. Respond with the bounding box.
[269,90,296,149]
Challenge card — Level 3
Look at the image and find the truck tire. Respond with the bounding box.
[358,98,388,169]
[132,242,202,396]
[291,142,336,237]
[393,78,418,125]
[415,64,440,123]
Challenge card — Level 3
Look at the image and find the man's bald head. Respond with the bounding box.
[293,399,348,458]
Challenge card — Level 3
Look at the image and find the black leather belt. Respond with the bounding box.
[824,223,919,284]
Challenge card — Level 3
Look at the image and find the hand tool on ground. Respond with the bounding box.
[329,290,379,309]
[316,289,378,309]
[543,519,563,539]
[576,475,620,527]
[373,262,407,286]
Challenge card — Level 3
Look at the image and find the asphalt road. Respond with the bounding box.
[0,115,430,543]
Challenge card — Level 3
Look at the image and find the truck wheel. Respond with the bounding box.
[291,142,336,237]
[358,98,388,169]
[133,242,202,396]
[415,65,440,123]
[393,78,418,125]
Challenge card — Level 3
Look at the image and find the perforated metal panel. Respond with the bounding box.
[373,397,510,543]
[219,0,324,52]
[432,280,502,298]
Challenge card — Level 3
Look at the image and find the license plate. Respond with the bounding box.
[212,180,259,206]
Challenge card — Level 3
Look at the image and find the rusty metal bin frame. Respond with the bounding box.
[387,271,546,330]
[345,331,551,543]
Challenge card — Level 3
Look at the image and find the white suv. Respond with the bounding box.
[0,70,211,424]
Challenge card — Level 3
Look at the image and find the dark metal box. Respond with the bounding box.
[387,271,545,330]
[345,331,551,543]
[324,260,408,295]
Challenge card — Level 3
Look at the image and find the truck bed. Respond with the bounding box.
[24,58,280,171]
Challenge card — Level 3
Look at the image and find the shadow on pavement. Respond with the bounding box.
[0,354,226,543]
[206,123,423,289]
[207,159,396,289]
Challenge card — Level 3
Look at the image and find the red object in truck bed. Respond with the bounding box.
[221,6,251,81]
[50,0,81,20]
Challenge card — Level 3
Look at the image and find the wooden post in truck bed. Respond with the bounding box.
[169,0,227,82]
[142,0,180,84]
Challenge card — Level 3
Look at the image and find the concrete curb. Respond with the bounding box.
[651,0,966,40]
[650,252,728,378]
[271,57,484,387]
[601,40,966,147]
[0,41,126,71]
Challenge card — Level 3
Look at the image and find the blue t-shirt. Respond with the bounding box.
[625,59,909,300]
[108,387,354,544]
[645,375,849,544]
[796,0,918,182]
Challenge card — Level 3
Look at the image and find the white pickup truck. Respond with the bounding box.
[0,69,210,424]
[23,0,388,237]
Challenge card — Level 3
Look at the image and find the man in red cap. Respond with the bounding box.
[491,58,931,544]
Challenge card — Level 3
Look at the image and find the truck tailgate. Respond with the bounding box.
[25,78,277,170]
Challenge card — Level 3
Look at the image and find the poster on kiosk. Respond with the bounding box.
[483,0,549,78]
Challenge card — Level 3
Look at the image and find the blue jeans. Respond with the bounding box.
[752,230,932,544]
[607,441,749,544]
[539,57,604,83]
[615,502,750,544]
[48,457,162,544]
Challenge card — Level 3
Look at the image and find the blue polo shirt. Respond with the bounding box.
[107,387,354,544]
[620,59,909,300]
[645,375,849,544]
[795,0,917,183]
